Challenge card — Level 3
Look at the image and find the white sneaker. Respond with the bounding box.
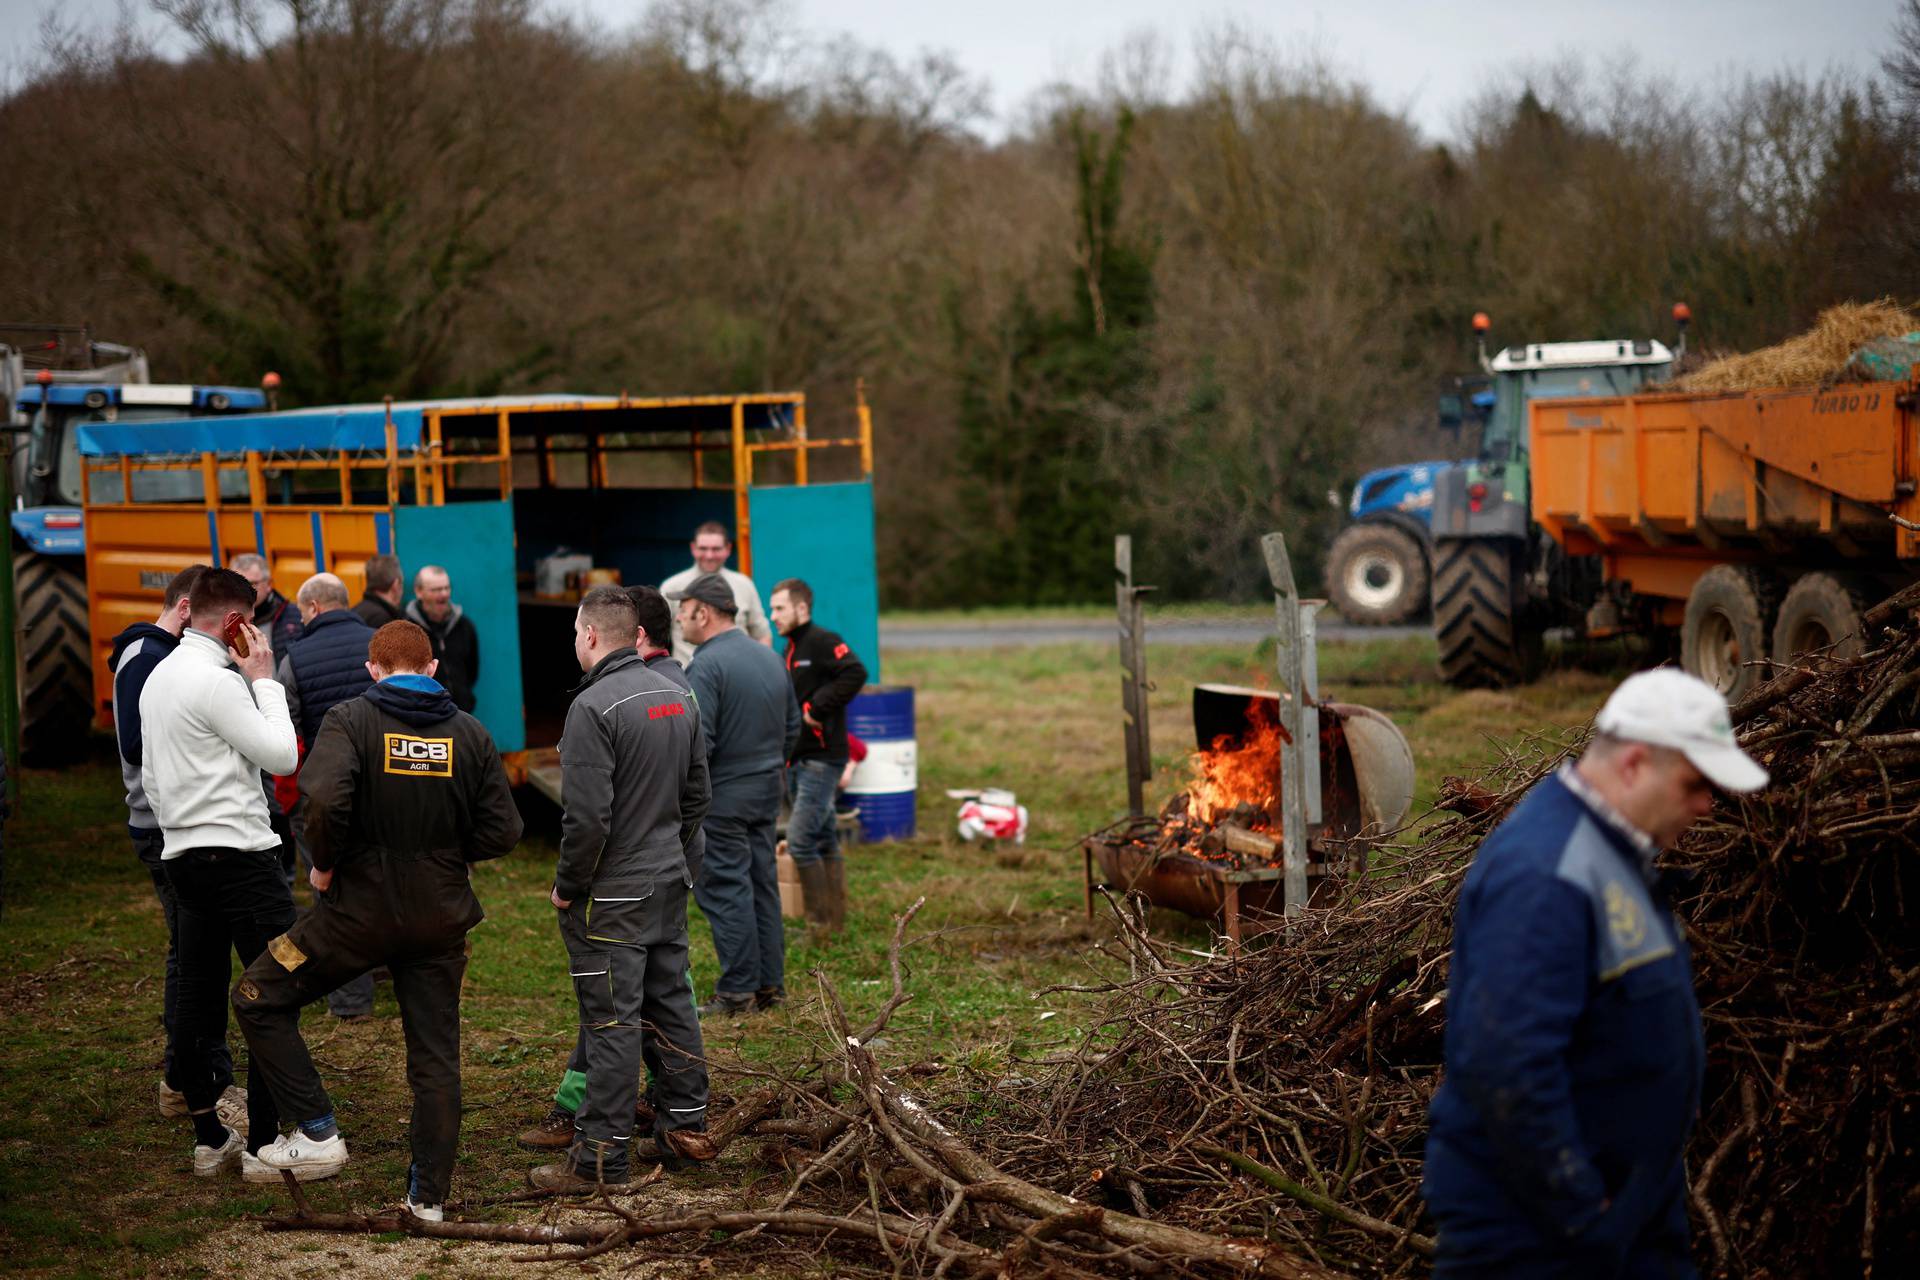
[160,1081,248,1124]
[193,1126,243,1176]
[214,1085,249,1128]
[253,1131,349,1180]
[405,1199,444,1223]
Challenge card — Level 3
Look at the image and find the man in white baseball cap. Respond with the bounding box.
[1423,667,1764,1276]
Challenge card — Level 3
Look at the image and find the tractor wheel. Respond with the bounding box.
[1772,572,1873,667]
[1325,523,1428,626]
[1433,539,1541,687]
[1681,565,1781,701]
[15,552,94,766]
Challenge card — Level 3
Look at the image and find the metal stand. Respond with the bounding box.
[1115,535,1154,816]
[1261,532,1322,917]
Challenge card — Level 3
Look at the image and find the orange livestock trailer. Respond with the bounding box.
[1530,380,1920,695]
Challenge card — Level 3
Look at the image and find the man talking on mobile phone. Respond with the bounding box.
[138,567,300,1180]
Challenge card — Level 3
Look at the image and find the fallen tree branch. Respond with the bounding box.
[1195,1143,1435,1258]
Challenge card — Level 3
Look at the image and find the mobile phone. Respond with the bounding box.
[222,610,250,658]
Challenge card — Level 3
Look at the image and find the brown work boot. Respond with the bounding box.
[822,856,847,931]
[660,1128,718,1170]
[527,1150,628,1191]
[516,1107,577,1152]
[635,1097,657,1129]
[797,860,837,937]
[754,985,786,1010]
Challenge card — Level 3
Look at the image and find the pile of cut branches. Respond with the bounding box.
[261,584,1920,1278]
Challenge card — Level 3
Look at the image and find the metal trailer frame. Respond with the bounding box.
[77,385,878,782]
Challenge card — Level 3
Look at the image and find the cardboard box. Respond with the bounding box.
[776,848,806,920]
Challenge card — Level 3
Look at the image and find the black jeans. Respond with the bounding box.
[233,847,480,1204]
[163,845,296,1151]
[132,827,234,1085]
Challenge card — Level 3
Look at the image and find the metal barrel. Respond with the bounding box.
[845,685,916,841]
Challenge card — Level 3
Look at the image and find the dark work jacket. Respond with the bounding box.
[300,675,522,941]
[688,628,800,809]
[643,649,707,882]
[285,609,376,745]
[1424,771,1704,1274]
[554,648,711,904]
[109,621,179,830]
[354,592,402,630]
[782,621,868,766]
[406,600,480,713]
[254,589,305,654]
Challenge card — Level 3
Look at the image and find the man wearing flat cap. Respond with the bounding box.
[1423,668,1768,1278]
[669,572,800,1018]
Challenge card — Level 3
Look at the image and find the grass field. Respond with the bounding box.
[0,629,1632,1278]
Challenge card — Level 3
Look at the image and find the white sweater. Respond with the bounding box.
[139,627,298,858]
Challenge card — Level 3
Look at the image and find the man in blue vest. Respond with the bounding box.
[276,573,377,1019]
[1423,669,1768,1278]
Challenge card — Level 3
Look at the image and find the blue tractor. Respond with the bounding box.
[1,325,267,762]
[1323,382,1493,625]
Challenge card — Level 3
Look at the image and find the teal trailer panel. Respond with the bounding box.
[748,481,881,682]
[394,501,526,752]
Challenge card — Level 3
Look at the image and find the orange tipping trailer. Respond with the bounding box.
[1529,379,1920,695]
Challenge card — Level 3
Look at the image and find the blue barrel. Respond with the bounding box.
[845,686,916,841]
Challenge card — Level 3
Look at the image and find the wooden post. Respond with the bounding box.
[1261,532,1310,916]
[1115,535,1153,816]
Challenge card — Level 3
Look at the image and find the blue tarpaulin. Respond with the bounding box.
[79,405,427,457]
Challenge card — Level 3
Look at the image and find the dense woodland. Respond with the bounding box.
[3,0,1918,604]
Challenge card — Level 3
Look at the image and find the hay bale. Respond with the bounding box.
[1668,298,1920,393]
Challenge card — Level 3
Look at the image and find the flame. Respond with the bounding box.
[1185,705,1288,826]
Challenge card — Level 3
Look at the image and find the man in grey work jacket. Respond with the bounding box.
[672,572,800,1018]
[1424,668,1767,1277]
[533,586,715,1190]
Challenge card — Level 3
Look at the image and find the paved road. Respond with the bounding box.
[880,619,1427,650]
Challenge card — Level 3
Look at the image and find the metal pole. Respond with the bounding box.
[1115,536,1156,816]
[1116,535,1146,816]
[1261,532,1310,916]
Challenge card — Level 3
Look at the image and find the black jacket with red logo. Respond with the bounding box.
[782,621,869,766]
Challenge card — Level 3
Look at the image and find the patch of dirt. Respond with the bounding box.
[174,1175,791,1279]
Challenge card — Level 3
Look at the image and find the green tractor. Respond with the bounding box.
[1429,308,1689,686]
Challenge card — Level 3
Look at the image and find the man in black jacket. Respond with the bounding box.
[534,586,714,1190]
[277,573,378,1019]
[769,578,868,934]
[231,621,522,1213]
[353,554,404,629]
[406,564,480,712]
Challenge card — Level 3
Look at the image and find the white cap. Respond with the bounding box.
[1593,668,1769,793]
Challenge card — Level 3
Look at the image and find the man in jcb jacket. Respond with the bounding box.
[769,578,867,934]
[533,586,715,1190]
[231,621,522,1215]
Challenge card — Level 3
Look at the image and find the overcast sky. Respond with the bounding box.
[0,0,1902,143]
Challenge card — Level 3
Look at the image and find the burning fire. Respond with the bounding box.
[1185,705,1289,826]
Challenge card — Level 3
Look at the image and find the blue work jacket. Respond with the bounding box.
[1424,769,1704,1279]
